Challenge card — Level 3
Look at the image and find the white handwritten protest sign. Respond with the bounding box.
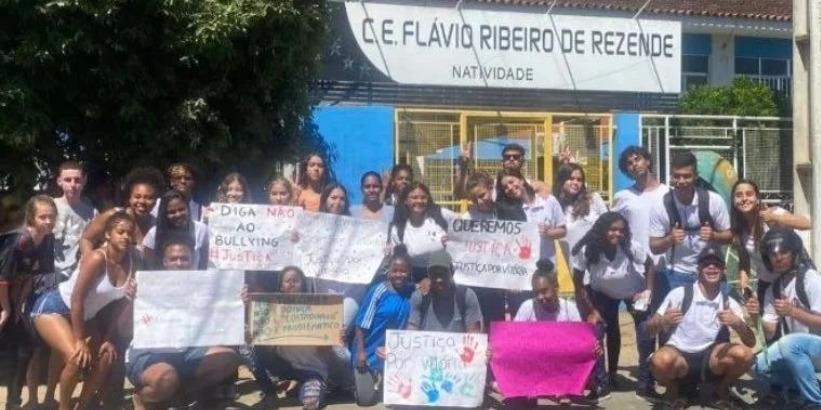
[133,270,244,349]
[208,203,302,270]
[384,330,488,407]
[296,212,388,283]
[448,219,540,291]
[247,293,343,346]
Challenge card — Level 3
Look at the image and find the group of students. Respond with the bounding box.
[0,144,819,410]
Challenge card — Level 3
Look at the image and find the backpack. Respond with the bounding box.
[770,266,812,341]
[674,284,731,344]
[420,286,469,329]
[662,187,715,232]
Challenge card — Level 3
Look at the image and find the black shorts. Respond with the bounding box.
[679,344,721,385]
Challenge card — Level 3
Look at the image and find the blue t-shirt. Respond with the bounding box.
[351,282,411,371]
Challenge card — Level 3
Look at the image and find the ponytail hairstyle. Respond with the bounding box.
[571,212,634,265]
[23,195,57,229]
[554,163,591,218]
[391,182,448,242]
[531,258,558,286]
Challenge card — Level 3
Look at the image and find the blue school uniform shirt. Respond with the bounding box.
[351,281,411,371]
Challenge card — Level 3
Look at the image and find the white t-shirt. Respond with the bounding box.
[656,284,745,353]
[612,184,669,264]
[563,192,609,252]
[572,240,647,300]
[350,204,395,224]
[53,197,97,277]
[740,207,787,284]
[514,298,582,322]
[142,221,210,268]
[762,268,821,336]
[390,209,456,269]
[648,189,730,276]
[522,195,565,262]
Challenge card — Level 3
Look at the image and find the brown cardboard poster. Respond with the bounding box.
[247,293,343,346]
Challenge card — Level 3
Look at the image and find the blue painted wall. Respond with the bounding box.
[613,112,641,192]
[313,105,395,204]
[735,37,792,59]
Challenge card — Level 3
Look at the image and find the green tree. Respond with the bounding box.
[0,0,330,205]
[678,76,783,117]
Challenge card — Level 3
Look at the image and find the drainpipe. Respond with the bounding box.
[811,0,821,260]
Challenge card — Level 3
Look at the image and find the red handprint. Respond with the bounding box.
[141,314,153,326]
[515,237,532,260]
[458,334,479,364]
[388,374,412,399]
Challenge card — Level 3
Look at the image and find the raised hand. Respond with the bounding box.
[663,304,684,328]
[457,334,479,364]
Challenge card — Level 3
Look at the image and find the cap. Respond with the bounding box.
[427,250,453,271]
[697,247,725,267]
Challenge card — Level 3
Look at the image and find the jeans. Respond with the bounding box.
[590,288,654,389]
[755,333,821,405]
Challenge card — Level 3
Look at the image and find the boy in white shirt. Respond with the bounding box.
[646,247,755,409]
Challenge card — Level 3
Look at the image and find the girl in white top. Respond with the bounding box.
[571,212,655,388]
[554,163,609,253]
[731,179,811,302]
[351,171,395,223]
[32,211,137,410]
[143,190,209,270]
[389,181,455,283]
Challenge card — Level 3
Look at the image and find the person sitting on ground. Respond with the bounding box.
[506,259,607,406]
[645,247,756,410]
[746,227,821,409]
[126,235,240,410]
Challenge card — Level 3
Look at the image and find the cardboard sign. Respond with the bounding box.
[384,330,488,407]
[133,270,245,349]
[449,219,540,291]
[207,203,302,270]
[247,293,343,346]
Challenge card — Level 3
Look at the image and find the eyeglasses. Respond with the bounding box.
[503,154,523,161]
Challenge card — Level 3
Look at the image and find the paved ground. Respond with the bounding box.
[1,313,766,409]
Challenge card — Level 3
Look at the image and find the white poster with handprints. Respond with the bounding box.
[133,270,244,349]
[448,219,540,290]
[295,212,389,283]
[384,330,488,407]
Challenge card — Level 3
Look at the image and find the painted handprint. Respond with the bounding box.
[440,373,462,394]
[458,374,481,398]
[515,237,532,259]
[421,381,440,403]
[423,357,445,383]
[457,334,479,365]
[387,374,412,399]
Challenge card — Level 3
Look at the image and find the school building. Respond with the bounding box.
[313,0,793,208]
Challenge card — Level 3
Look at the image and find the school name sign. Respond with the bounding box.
[345,2,681,93]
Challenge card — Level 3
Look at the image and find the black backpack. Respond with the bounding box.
[662,187,716,232]
[672,284,731,344]
[420,286,469,329]
[770,266,813,341]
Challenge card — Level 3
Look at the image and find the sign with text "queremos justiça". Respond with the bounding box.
[345,2,681,93]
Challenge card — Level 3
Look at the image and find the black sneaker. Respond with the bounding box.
[637,386,664,403]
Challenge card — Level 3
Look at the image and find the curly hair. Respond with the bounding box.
[554,163,591,219]
[385,164,413,202]
[119,167,165,206]
[571,212,634,265]
[216,172,253,203]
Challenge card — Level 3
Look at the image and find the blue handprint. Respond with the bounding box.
[458,374,481,398]
[421,381,440,403]
[424,358,444,384]
[440,373,461,393]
